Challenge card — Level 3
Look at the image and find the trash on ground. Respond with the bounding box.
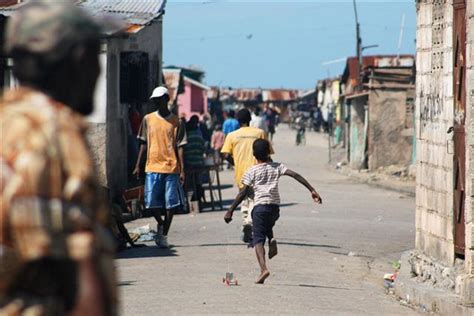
[129,224,157,242]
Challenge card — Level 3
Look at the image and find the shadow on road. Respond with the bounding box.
[174,242,340,249]
[272,283,362,291]
[117,245,178,259]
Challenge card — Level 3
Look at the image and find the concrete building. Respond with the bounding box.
[340,55,415,171]
[395,1,474,312]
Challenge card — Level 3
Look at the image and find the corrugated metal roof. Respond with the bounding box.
[79,0,166,26]
[212,88,262,103]
[342,55,415,87]
[232,89,261,102]
[262,89,299,102]
[0,0,165,31]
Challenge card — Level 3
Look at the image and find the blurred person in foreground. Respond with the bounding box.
[0,1,117,315]
[221,109,273,245]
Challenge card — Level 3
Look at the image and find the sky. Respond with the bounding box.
[163,1,417,89]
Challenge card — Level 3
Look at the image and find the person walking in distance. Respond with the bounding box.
[221,109,273,244]
[222,109,240,136]
[211,125,225,168]
[0,1,117,314]
[134,87,187,248]
[250,106,268,136]
[264,104,278,141]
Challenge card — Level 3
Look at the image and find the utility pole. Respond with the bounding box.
[353,0,362,90]
[397,13,406,60]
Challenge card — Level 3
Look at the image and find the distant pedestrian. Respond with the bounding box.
[199,114,212,149]
[264,104,278,141]
[223,110,240,135]
[184,115,206,203]
[134,86,187,248]
[221,109,273,244]
[250,106,268,135]
[313,107,322,132]
[224,139,322,284]
[295,116,306,146]
[184,115,206,168]
[211,125,225,167]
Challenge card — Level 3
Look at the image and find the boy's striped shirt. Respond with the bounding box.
[241,162,288,206]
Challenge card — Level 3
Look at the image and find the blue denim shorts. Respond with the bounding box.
[145,173,185,209]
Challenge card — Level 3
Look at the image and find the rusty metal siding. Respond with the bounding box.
[262,89,299,102]
[342,55,415,95]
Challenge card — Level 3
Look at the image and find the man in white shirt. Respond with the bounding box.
[250,107,268,135]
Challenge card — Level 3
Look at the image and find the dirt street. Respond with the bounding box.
[119,125,419,315]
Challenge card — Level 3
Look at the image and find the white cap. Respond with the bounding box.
[150,86,169,99]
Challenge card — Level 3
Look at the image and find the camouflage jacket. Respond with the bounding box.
[0,88,116,315]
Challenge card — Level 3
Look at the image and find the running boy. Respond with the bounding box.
[224,139,322,284]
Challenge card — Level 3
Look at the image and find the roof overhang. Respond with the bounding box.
[0,0,166,35]
[345,91,370,100]
[184,76,210,91]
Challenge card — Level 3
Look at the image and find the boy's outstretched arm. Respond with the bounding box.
[284,169,322,204]
[224,185,251,223]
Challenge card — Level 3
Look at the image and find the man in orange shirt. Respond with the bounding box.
[134,87,187,248]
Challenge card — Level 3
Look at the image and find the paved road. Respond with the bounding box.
[119,125,419,315]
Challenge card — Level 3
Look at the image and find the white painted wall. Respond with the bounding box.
[86,52,107,123]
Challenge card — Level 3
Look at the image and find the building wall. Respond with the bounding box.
[86,52,108,188]
[415,1,455,266]
[178,80,209,119]
[368,88,413,170]
[130,21,163,94]
[104,47,126,195]
[177,81,192,119]
[349,97,367,169]
[464,0,474,276]
[86,123,107,187]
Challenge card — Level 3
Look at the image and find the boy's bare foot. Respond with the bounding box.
[255,270,270,284]
[268,238,278,259]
